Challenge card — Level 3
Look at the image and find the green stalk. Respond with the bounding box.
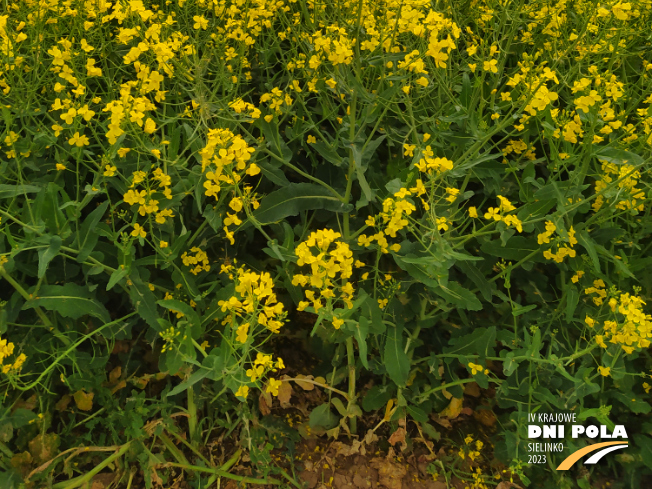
[187,385,198,446]
[345,336,357,434]
[52,442,131,489]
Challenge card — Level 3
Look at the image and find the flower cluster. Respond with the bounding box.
[181,247,210,276]
[122,168,174,243]
[235,352,285,399]
[218,266,286,336]
[293,229,355,314]
[478,196,523,233]
[537,221,577,263]
[593,160,646,214]
[585,290,652,354]
[200,128,260,244]
[0,337,26,375]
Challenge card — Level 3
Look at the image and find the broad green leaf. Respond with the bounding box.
[435,281,482,311]
[445,327,496,360]
[0,184,42,199]
[566,285,579,320]
[594,147,644,166]
[158,299,201,333]
[129,273,161,331]
[481,236,539,261]
[456,261,492,302]
[37,235,62,278]
[25,284,110,323]
[384,324,410,387]
[311,141,343,167]
[309,403,339,430]
[362,384,395,412]
[253,183,351,224]
[167,367,211,397]
[577,231,600,273]
[77,200,109,263]
[350,317,369,369]
[107,266,130,291]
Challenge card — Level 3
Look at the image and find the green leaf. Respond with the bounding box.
[107,266,130,291]
[384,324,410,387]
[593,147,644,166]
[37,235,62,279]
[253,183,350,225]
[309,403,339,430]
[260,118,292,163]
[362,384,395,412]
[566,285,579,320]
[25,284,110,323]
[0,184,42,199]
[158,299,201,333]
[577,231,600,273]
[311,141,343,167]
[167,367,211,397]
[456,261,492,302]
[445,327,496,360]
[435,281,482,311]
[129,272,161,331]
[77,201,109,263]
[481,236,539,261]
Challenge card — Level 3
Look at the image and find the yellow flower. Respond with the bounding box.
[235,385,249,399]
[469,207,478,218]
[483,59,498,73]
[266,378,283,396]
[131,223,146,239]
[236,322,249,343]
[193,15,208,30]
[332,317,344,329]
[325,78,337,89]
[117,148,131,157]
[68,132,89,147]
[144,118,157,134]
[597,366,611,377]
[103,164,117,177]
[56,163,67,171]
[307,135,316,144]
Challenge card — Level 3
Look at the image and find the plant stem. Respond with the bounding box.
[346,336,357,434]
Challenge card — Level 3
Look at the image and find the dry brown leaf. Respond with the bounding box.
[277,381,293,408]
[28,433,59,466]
[259,391,272,415]
[474,408,497,427]
[10,451,33,477]
[496,482,523,489]
[90,473,117,489]
[439,397,463,419]
[430,415,452,429]
[111,380,127,395]
[364,429,379,445]
[370,457,407,489]
[55,394,71,412]
[12,394,37,412]
[73,390,94,411]
[332,440,362,457]
[388,427,407,451]
[108,366,122,384]
[294,374,315,390]
[464,382,481,397]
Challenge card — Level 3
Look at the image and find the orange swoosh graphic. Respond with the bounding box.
[557,441,628,470]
